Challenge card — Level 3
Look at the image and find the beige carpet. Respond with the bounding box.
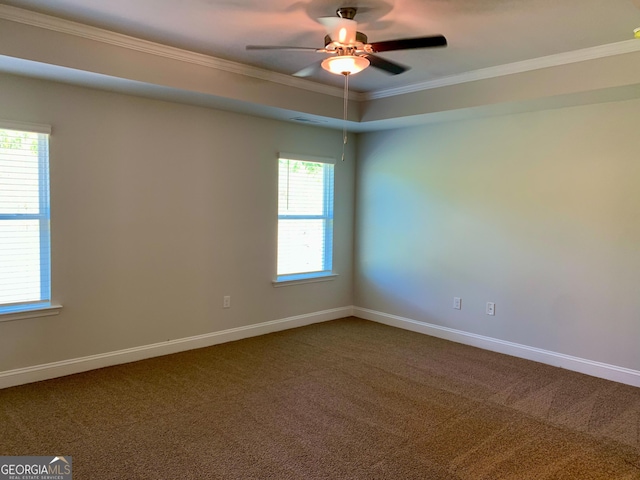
[1,317,639,479]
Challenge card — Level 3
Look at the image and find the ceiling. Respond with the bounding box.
[2,0,640,93]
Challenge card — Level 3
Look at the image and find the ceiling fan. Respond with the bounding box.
[246,7,447,77]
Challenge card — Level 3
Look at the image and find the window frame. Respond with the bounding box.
[0,120,59,320]
[274,153,336,286]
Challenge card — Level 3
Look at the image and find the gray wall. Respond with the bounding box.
[0,73,355,371]
[3,69,639,376]
[355,98,640,371]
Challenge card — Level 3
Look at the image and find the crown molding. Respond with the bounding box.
[367,40,640,100]
[2,5,637,105]
[0,5,368,101]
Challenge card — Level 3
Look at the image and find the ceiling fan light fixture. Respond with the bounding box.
[321,55,370,75]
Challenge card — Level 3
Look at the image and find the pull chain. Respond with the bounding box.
[342,72,349,162]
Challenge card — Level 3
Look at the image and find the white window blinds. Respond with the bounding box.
[0,123,51,314]
[277,155,334,282]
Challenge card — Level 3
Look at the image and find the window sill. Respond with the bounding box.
[273,273,339,287]
[0,305,63,323]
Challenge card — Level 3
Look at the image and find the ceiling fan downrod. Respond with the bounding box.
[336,7,357,20]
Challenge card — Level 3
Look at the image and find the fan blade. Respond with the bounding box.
[292,61,323,77]
[246,45,322,51]
[363,54,408,75]
[369,35,447,53]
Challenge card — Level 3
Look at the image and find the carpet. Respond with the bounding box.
[1,317,639,479]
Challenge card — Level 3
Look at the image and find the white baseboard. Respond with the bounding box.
[0,306,353,389]
[6,305,638,390]
[354,307,640,388]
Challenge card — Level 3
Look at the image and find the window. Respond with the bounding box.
[276,154,335,283]
[0,123,52,315]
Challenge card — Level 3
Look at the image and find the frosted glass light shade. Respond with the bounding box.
[321,55,370,75]
[319,17,357,45]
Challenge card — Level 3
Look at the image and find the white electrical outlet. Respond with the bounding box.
[223,295,231,309]
[486,302,495,316]
[453,297,461,310]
